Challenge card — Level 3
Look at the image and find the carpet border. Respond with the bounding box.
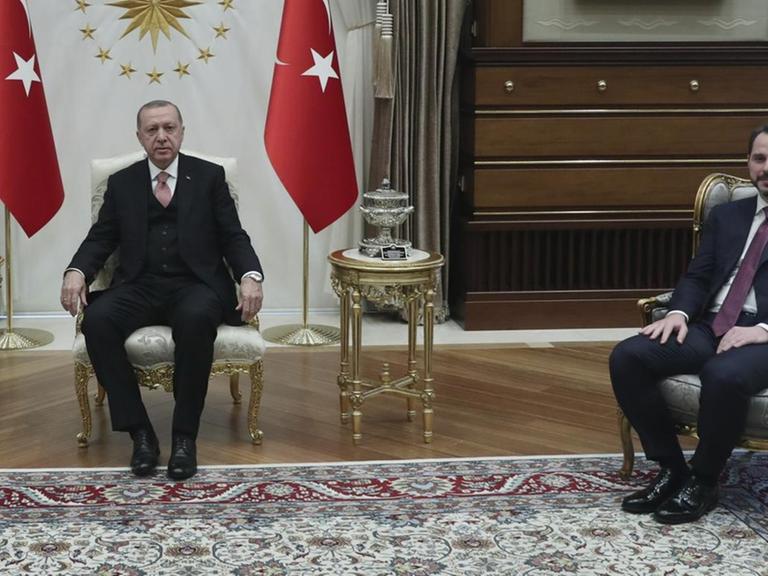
[0,450,702,474]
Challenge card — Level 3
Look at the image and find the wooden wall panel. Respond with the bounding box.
[472,165,749,210]
[473,115,762,158]
[474,66,768,107]
[461,297,653,329]
[472,0,523,47]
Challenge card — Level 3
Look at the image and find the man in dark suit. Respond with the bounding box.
[610,125,768,524]
[60,100,264,480]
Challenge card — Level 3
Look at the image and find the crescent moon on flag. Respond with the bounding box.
[322,0,332,34]
[19,0,32,36]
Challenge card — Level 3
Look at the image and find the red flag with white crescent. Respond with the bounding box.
[264,0,358,233]
[0,0,64,237]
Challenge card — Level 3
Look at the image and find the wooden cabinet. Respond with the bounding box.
[452,2,768,329]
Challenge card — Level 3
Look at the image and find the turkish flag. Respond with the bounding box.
[265,0,358,233]
[0,1,64,237]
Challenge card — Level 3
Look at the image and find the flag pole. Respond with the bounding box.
[262,220,340,346]
[0,208,54,350]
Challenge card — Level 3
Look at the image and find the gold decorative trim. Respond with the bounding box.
[73,359,264,446]
[247,360,264,445]
[693,172,752,252]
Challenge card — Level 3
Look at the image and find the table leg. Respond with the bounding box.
[422,286,435,443]
[406,295,418,422]
[338,288,350,424]
[350,288,363,444]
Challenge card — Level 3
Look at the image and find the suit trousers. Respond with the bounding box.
[610,314,768,480]
[81,274,225,438]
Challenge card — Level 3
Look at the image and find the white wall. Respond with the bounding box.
[4,1,374,316]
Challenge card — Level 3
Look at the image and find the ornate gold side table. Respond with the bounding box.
[328,249,444,444]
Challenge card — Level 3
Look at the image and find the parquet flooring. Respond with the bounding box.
[0,343,656,469]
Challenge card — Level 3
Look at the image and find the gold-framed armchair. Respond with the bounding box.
[619,173,768,478]
[72,150,266,447]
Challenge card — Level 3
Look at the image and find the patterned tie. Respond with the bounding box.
[711,207,768,336]
[154,171,172,208]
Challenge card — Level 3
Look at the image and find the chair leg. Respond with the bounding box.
[229,373,242,404]
[618,408,635,479]
[74,363,92,447]
[247,361,264,444]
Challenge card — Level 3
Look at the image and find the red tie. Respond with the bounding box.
[711,207,768,336]
[155,171,172,208]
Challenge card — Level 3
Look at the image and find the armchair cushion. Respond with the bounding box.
[659,374,768,440]
[73,324,266,373]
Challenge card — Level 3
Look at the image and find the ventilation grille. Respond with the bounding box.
[465,227,693,292]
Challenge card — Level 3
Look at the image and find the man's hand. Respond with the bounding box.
[60,270,88,317]
[639,313,688,345]
[236,277,263,323]
[716,325,768,353]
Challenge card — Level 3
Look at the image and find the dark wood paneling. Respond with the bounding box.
[460,227,692,293]
[453,2,768,330]
[474,66,768,107]
[474,115,762,158]
[471,46,768,66]
[461,295,653,330]
[472,165,749,210]
[472,0,523,47]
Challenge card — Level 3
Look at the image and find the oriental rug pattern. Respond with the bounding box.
[1,454,767,575]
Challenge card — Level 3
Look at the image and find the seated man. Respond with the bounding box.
[610,125,768,524]
[60,100,264,480]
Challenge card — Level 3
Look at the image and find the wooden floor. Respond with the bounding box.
[0,343,653,469]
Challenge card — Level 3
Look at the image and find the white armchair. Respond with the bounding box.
[72,150,266,447]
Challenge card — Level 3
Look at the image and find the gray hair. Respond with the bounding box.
[136,100,183,129]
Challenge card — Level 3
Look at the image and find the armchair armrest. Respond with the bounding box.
[637,291,673,327]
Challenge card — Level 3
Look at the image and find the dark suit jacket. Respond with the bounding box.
[669,195,768,324]
[68,153,263,325]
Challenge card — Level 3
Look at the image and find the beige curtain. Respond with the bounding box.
[369,0,469,322]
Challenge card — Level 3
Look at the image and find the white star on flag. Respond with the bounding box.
[5,52,40,97]
[301,49,338,93]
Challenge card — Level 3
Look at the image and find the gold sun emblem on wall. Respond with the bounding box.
[108,0,202,51]
[75,0,235,84]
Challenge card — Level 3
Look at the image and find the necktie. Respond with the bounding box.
[711,207,768,336]
[154,171,172,208]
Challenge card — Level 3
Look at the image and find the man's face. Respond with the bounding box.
[748,132,768,201]
[136,105,184,169]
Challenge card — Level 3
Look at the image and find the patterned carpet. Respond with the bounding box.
[1,453,767,575]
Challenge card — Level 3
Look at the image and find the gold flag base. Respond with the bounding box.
[262,324,340,346]
[0,328,55,350]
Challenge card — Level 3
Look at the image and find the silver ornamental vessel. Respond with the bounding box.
[359,178,413,258]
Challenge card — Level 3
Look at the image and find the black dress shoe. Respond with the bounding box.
[130,428,160,477]
[653,476,719,524]
[621,467,689,514]
[168,435,197,480]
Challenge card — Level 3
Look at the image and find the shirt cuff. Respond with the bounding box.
[757,323,768,334]
[241,271,263,283]
[65,267,86,280]
[666,310,689,323]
